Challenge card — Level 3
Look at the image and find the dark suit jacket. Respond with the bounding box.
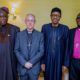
[68,27,78,65]
[14,29,44,76]
[0,23,20,80]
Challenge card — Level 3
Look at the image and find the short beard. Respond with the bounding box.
[78,25,80,27]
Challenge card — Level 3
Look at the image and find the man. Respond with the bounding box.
[14,14,44,80]
[69,13,80,80]
[41,7,69,80]
[0,7,20,80]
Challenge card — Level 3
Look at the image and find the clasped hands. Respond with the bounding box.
[25,62,33,69]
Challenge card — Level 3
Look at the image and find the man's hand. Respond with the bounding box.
[62,66,68,73]
[41,64,45,72]
[25,62,33,69]
[62,66,69,80]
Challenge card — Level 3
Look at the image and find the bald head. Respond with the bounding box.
[25,14,36,32]
[25,14,36,22]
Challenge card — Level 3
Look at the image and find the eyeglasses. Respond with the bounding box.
[51,14,61,17]
[0,15,8,19]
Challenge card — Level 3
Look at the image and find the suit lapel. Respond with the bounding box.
[71,28,77,55]
[23,30,28,52]
[72,28,76,46]
[31,30,37,53]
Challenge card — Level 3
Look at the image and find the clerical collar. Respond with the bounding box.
[28,31,32,34]
[26,29,34,34]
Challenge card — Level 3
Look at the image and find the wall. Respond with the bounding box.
[0,0,80,30]
[0,0,80,80]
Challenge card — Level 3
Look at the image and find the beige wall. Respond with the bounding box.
[0,0,80,30]
[0,0,80,80]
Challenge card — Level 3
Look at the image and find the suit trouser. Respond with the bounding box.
[69,59,80,80]
[20,71,39,80]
